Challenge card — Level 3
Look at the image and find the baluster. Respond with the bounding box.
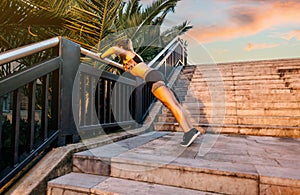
[41,74,49,141]
[80,73,86,126]
[112,82,118,123]
[103,80,108,123]
[100,80,106,124]
[0,97,2,151]
[106,80,112,123]
[28,81,36,152]
[51,69,60,131]
[96,79,101,123]
[12,88,21,165]
[86,76,93,125]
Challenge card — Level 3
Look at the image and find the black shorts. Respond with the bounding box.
[145,69,165,83]
[144,70,166,92]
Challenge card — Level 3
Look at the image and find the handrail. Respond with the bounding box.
[0,37,60,65]
[80,48,124,70]
[0,57,61,96]
[0,36,182,69]
[80,36,182,70]
[148,37,179,68]
[153,41,181,69]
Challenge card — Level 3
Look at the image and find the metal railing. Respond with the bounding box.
[0,37,62,191]
[0,36,186,191]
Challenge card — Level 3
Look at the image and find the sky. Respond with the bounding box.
[139,0,300,64]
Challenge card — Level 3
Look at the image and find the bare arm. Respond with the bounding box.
[100,46,126,59]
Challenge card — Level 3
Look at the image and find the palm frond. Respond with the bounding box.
[130,0,179,38]
[162,21,193,41]
[0,0,70,51]
[64,0,122,50]
[0,0,192,71]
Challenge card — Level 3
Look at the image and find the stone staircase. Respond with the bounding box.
[47,58,300,195]
[155,58,300,138]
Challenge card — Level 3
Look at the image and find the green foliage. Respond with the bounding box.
[0,0,192,68]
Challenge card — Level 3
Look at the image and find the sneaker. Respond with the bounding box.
[180,128,200,147]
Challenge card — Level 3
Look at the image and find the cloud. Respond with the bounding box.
[245,43,280,51]
[212,48,230,54]
[188,1,300,43]
[280,30,300,41]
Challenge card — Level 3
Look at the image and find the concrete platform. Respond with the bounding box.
[72,131,300,195]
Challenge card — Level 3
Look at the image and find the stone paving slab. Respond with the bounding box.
[47,172,219,195]
[111,133,299,194]
[73,132,300,194]
[110,133,259,195]
[73,131,168,176]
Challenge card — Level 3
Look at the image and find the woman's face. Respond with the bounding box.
[117,39,133,51]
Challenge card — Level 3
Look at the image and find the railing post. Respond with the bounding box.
[184,45,187,66]
[58,38,81,146]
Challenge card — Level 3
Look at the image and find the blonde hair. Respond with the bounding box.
[116,38,133,51]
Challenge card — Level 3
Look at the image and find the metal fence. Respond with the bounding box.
[0,36,186,190]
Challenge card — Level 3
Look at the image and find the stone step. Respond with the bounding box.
[193,68,300,77]
[187,83,288,90]
[192,74,285,80]
[195,58,300,69]
[153,122,300,137]
[187,83,294,90]
[161,106,300,117]
[183,95,300,103]
[190,73,300,81]
[192,70,299,79]
[156,115,300,126]
[173,81,191,86]
[190,78,293,86]
[187,93,300,102]
[190,91,300,98]
[175,88,300,95]
[179,102,300,110]
[179,74,194,79]
[72,132,300,194]
[159,101,235,108]
[187,83,297,90]
[47,172,213,195]
[186,97,300,105]
[160,105,300,116]
[190,78,300,86]
[72,132,169,176]
[198,59,300,68]
[164,102,300,111]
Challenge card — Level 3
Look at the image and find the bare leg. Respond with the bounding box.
[152,85,193,132]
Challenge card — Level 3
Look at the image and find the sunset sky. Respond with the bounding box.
[140,0,300,64]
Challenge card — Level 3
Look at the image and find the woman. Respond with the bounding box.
[100,38,200,147]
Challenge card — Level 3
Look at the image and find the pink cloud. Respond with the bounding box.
[280,30,300,41]
[245,43,280,51]
[188,1,300,43]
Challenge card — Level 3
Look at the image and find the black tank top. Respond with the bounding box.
[132,55,143,63]
[123,55,143,71]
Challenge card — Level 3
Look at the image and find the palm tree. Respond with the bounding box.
[0,0,122,51]
[110,0,192,60]
[0,0,192,65]
[0,0,68,52]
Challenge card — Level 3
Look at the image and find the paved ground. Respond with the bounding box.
[50,132,300,195]
[70,131,300,194]
[113,132,300,175]
[115,132,300,194]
